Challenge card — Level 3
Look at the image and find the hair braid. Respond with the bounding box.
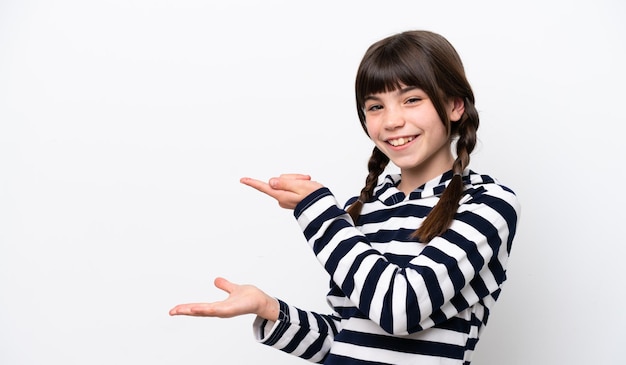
[414,97,479,242]
[453,98,479,173]
[346,147,389,224]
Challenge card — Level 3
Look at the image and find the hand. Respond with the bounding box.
[240,173,323,209]
[168,277,279,321]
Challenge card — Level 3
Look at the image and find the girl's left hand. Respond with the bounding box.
[240,173,323,210]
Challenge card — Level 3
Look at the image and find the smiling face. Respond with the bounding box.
[354,31,476,192]
[363,85,464,190]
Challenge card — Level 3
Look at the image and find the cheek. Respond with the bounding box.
[364,118,378,136]
[366,125,379,142]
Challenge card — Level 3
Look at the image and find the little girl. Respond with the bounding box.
[170,30,521,365]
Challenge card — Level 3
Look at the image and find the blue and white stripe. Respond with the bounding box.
[253,170,520,364]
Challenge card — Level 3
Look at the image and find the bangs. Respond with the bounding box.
[356,41,435,107]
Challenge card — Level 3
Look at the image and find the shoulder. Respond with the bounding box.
[462,171,521,220]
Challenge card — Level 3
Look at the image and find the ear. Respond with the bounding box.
[448,97,465,122]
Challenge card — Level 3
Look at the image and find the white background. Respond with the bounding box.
[1,0,624,364]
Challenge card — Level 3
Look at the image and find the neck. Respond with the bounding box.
[397,153,454,195]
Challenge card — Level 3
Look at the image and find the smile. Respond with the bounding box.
[387,136,416,147]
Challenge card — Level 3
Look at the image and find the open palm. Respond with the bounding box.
[169,277,278,320]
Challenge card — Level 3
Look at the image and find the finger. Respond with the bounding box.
[269,176,316,194]
[278,174,311,181]
[240,175,310,192]
[239,177,274,195]
[240,177,295,204]
[169,303,214,316]
[213,277,236,294]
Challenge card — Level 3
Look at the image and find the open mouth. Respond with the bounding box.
[387,136,416,147]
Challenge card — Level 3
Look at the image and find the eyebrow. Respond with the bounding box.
[363,86,422,103]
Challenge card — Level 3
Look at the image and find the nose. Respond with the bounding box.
[383,108,405,130]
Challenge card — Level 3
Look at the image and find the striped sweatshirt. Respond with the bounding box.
[253,170,520,364]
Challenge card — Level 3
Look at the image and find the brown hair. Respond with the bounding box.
[346,30,479,242]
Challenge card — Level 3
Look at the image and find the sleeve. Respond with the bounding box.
[252,299,341,363]
[293,186,520,335]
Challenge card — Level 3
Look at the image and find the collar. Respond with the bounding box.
[372,169,492,206]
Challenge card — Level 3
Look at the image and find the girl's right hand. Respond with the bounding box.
[168,277,279,321]
[240,174,323,210]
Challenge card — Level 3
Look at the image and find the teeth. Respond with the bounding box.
[388,136,414,147]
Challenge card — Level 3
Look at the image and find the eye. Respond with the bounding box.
[405,96,422,104]
[365,104,383,112]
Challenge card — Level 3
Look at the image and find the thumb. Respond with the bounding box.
[214,276,236,294]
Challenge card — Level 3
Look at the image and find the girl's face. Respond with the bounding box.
[363,85,464,185]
